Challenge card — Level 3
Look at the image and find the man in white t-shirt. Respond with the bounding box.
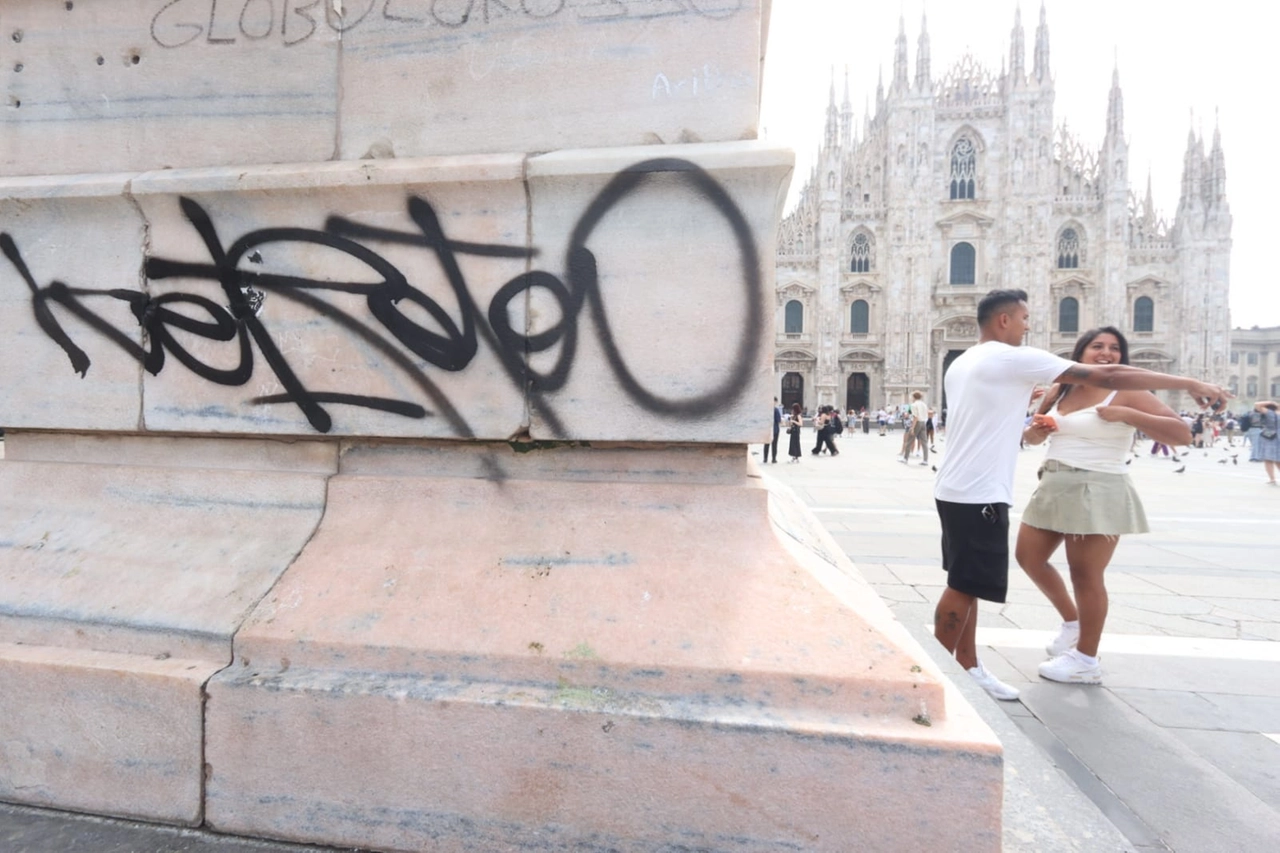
[932,289,1229,701]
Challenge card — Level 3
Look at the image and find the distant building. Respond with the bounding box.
[773,6,1232,415]
[1229,327,1280,406]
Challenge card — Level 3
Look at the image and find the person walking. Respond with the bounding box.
[763,397,781,463]
[1015,327,1192,685]
[901,391,930,465]
[932,290,1228,701]
[786,403,803,462]
[811,406,840,456]
[1253,401,1280,484]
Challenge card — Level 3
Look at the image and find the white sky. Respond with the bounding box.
[759,0,1279,328]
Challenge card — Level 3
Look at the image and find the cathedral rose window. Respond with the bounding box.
[949,138,976,200]
[850,233,872,273]
[1057,228,1080,268]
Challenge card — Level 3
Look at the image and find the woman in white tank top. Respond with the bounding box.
[1015,328,1192,685]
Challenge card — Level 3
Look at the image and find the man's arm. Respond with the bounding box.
[1055,363,1229,408]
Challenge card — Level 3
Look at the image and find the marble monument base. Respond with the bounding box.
[201,442,1002,851]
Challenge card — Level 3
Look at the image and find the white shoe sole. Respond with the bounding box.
[1038,669,1102,685]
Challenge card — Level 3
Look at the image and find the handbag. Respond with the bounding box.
[1262,411,1278,440]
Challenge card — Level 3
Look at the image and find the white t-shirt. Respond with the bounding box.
[910,399,929,424]
[934,341,1075,505]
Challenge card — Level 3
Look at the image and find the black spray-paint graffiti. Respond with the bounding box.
[2,158,762,436]
[150,0,744,49]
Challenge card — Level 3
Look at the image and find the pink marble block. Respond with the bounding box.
[0,642,221,824]
[203,446,1001,850]
[0,433,334,821]
[206,672,1002,852]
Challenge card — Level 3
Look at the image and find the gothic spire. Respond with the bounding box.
[840,66,853,147]
[916,13,931,92]
[1179,112,1204,211]
[1210,109,1227,205]
[1033,2,1050,84]
[876,66,885,112]
[1010,5,1026,86]
[825,67,839,149]
[893,15,909,93]
[1106,63,1124,139]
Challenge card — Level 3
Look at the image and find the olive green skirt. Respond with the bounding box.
[1021,463,1149,536]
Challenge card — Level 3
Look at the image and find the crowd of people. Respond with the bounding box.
[764,289,1273,697]
[764,399,941,464]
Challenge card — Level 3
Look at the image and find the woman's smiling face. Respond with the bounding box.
[1082,332,1123,365]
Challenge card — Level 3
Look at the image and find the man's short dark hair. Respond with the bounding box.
[977,289,1029,326]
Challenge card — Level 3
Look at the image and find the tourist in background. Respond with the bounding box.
[901,391,929,465]
[1015,327,1192,685]
[812,406,839,456]
[787,403,803,462]
[1245,409,1264,462]
[763,397,782,463]
[1253,401,1280,484]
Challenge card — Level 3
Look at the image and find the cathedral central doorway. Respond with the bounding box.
[781,372,804,412]
[941,349,966,416]
[846,372,869,413]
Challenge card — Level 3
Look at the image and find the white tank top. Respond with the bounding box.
[1044,390,1135,474]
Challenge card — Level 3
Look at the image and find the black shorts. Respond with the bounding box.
[936,499,1010,603]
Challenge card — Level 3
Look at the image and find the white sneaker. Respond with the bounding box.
[1045,622,1080,657]
[1038,650,1102,685]
[967,662,1020,701]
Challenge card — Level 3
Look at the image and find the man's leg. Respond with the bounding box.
[917,425,929,463]
[934,586,978,669]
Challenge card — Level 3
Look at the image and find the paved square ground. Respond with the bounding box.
[759,426,1280,853]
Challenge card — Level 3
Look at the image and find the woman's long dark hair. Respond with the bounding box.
[1048,326,1130,410]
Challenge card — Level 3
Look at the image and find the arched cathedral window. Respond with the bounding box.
[949,242,976,285]
[1133,296,1154,333]
[850,300,870,334]
[785,300,804,334]
[1058,297,1079,333]
[850,233,872,273]
[1057,228,1080,269]
[949,138,976,200]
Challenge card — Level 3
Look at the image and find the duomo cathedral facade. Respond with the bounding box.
[773,6,1232,414]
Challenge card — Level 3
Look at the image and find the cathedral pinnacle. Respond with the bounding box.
[1210,109,1227,205]
[1010,5,1025,86]
[840,66,853,147]
[1106,62,1124,139]
[916,13,931,92]
[825,67,839,150]
[893,15,909,93]
[1033,1,1050,85]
